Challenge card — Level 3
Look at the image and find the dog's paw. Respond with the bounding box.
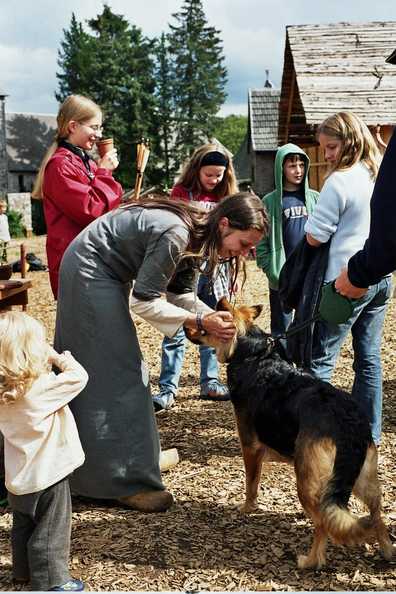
[297,554,325,570]
[239,501,259,514]
[381,543,396,561]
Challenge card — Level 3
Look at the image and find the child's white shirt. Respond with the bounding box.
[305,162,374,282]
[0,214,10,242]
[0,353,88,495]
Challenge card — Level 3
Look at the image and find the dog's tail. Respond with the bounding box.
[320,442,375,546]
[321,503,374,545]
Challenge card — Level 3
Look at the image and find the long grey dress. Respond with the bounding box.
[55,206,191,499]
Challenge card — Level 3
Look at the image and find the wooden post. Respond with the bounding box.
[20,243,27,311]
[20,244,26,279]
[284,70,296,144]
[134,139,150,200]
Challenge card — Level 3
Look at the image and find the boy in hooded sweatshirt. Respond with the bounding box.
[256,144,319,337]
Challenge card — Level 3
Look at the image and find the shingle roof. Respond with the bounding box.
[286,21,396,125]
[249,88,280,151]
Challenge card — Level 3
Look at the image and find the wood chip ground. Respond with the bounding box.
[0,236,395,591]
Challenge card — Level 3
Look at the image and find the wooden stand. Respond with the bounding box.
[0,244,32,311]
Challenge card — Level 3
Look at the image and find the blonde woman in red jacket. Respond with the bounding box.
[33,95,123,298]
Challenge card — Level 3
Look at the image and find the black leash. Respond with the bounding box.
[275,312,321,341]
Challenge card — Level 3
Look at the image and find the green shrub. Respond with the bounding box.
[7,209,26,238]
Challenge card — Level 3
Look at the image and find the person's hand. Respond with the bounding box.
[47,347,72,369]
[202,311,236,342]
[335,268,368,299]
[306,232,322,247]
[97,148,119,171]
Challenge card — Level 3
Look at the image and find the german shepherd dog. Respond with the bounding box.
[186,299,394,569]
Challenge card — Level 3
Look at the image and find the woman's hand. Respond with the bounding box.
[335,268,368,299]
[306,232,322,247]
[202,311,236,342]
[97,148,119,171]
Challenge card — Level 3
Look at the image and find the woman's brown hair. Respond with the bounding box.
[176,143,238,198]
[122,192,269,292]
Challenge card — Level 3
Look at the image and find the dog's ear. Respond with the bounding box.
[216,297,233,312]
[237,304,263,326]
[251,305,263,320]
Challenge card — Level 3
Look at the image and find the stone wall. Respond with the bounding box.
[7,192,33,235]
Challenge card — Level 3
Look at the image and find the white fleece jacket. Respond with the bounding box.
[305,162,375,282]
[0,351,88,495]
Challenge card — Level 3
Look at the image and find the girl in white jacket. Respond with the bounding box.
[0,312,88,591]
[305,112,391,446]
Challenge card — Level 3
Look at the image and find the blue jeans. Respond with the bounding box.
[310,277,391,445]
[159,274,220,394]
[269,287,293,337]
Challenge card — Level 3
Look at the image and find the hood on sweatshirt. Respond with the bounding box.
[274,143,311,201]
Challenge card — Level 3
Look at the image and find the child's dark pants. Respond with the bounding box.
[8,477,72,591]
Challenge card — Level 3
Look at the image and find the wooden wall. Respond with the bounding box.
[303,124,395,192]
[303,145,327,191]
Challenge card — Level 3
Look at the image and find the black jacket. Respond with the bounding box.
[278,237,330,368]
[348,130,396,287]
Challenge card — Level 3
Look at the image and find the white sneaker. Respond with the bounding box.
[153,391,175,414]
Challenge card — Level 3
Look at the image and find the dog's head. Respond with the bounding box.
[185,298,263,363]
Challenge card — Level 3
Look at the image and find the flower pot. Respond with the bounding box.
[0,264,12,280]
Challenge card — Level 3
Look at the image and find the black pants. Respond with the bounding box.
[8,478,72,591]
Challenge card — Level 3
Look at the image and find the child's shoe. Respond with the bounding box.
[153,390,175,414]
[50,578,84,591]
[200,380,230,401]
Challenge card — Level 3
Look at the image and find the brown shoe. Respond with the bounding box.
[118,489,173,512]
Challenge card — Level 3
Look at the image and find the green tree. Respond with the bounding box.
[56,13,94,102]
[56,5,160,189]
[154,33,175,188]
[212,114,248,155]
[168,0,227,164]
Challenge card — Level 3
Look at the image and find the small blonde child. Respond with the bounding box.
[0,200,11,251]
[0,312,88,591]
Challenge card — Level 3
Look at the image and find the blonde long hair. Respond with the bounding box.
[0,312,49,404]
[176,143,238,198]
[317,112,380,179]
[32,94,102,199]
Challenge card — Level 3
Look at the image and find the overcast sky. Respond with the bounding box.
[1,0,396,117]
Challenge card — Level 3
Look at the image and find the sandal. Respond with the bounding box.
[200,380,230,401]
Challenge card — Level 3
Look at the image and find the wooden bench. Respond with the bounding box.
[0,244,32,311]
[0,279,32,311]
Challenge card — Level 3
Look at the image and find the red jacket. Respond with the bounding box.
[43,147,123,298]
[170,184,220,209]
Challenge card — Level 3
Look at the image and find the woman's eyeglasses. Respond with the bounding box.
[80,123,103,132]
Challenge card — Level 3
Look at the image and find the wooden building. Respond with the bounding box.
[234,86,280,196]
[278,21,396,189]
